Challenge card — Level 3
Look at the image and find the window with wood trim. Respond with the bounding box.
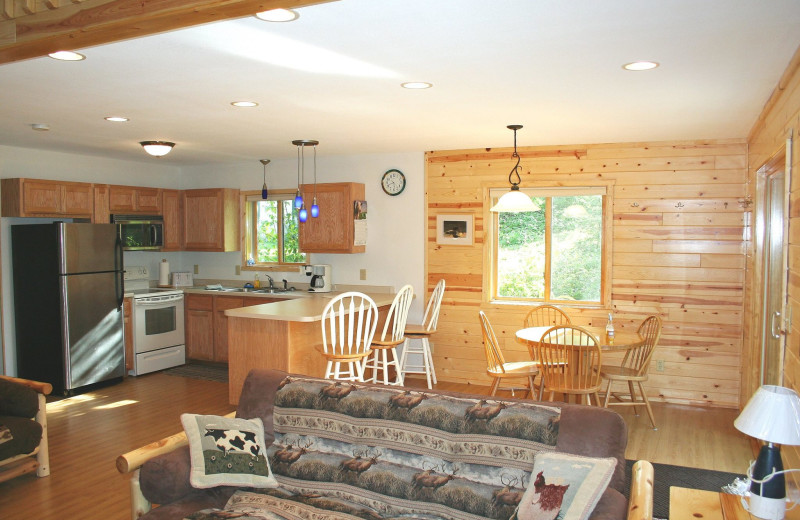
[489,186,611,304]
[242,191,306,267]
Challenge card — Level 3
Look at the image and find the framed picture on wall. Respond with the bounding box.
[436,214,474,245]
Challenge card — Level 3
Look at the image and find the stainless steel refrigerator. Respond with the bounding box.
[12,223,125,394]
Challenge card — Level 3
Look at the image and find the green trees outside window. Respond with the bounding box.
[496,193,603,303]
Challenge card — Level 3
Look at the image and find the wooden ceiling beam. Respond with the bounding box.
[0,0,331,65]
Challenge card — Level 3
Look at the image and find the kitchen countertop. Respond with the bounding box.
[223,291,397,323]
[181,286,307,300]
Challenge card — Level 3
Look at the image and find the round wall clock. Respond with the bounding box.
[381,168,406,196]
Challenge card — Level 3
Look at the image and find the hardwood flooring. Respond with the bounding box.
[0,372,753,520]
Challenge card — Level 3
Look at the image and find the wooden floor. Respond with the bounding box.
[0,372,754,520]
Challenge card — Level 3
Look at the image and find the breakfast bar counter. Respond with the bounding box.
[225,291,395,404]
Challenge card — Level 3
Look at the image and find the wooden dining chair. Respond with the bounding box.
[363,284,414,386]
[523,304,572,328]
[600,315,662,429]
[320,292,379,382]
[400,279,445,389]
[478,311,539,398]
[537,325,603,405]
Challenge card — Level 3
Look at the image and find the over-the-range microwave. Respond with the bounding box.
[111,214,164,251]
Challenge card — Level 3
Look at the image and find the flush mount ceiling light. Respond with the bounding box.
[231,101,259,107]
[490,125,539,213]
[48,51,86,61]
[622,61,659,71]
[401,82,433,89]
[255,8,299,22]
[31,123,50,131]
[105,116,129,122]
[260,159,271,199]
[140,141,175,157]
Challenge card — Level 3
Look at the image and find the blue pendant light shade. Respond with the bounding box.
[259,159,270,199]
[292,139,319,217]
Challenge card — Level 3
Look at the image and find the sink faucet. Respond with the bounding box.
[282,279,289,290]
[264,274,274,289]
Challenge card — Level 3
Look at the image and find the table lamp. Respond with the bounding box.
[734,385,800,520]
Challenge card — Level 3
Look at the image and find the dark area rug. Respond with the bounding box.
[162,362,228,383]
[624,459,745,519]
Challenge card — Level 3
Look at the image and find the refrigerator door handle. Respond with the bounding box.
[115,235,124,308]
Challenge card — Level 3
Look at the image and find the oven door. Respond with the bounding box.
[133,293,185,353]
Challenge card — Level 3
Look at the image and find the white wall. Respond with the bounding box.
[0,145,426,374]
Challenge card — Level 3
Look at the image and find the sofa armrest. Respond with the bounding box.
[627,460,654,520]
[115,411,235,520]
[0,375,52,396]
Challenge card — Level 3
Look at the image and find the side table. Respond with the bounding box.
[670,487,799,520]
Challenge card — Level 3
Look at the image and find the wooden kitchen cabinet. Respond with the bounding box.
[109,185,162,214]
[93,184,111,223]
[213,296,245,363]
[298,182,366,253]
[185,294,214,361]
[161,189,183,251]
[123,296,133,373]
[183,188,240,252]
[1,178,94,218]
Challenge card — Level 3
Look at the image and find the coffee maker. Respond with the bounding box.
[305,264,332,292]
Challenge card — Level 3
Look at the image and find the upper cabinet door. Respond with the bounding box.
[298,182,366,254]
[1,178,93,218]
[109,186,162,214]
[183,188,239,252]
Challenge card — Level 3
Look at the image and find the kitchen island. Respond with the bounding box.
[224,291,396,404]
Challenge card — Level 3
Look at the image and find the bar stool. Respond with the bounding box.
[399,279,445,389]
[320,292,379,382]
[363,285,414,385]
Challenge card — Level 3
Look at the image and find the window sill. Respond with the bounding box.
[489,298,608,311]
[242,264,304,272]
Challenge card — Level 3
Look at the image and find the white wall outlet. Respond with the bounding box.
[235,265,241,275]
[655,359,665,372]
[360,269,367,280]
[193,264,199,275]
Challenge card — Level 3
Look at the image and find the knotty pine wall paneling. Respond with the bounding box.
[745,45,800,479]
[425,139,747,407]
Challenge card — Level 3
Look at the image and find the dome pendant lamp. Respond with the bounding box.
[292,139,319,223]
[490,125,538,213]
[259,159,270,199]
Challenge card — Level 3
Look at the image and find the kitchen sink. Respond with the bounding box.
[203,286,297,294]
[253,288,294,294]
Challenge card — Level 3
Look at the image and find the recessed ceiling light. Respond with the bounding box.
[255,8,299,22]
[48,51,86,61]
[231,101,259,107]
[623,61,659,71]
[401,82,433,89]
[105,116,129,122]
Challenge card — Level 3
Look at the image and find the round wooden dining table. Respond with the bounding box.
[515,325,644,352]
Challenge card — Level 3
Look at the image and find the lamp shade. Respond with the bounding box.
[734,385,800,445]
[140,141,175,157]
[490,189,539,213]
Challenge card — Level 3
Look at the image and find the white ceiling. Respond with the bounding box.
[1,0,800,167]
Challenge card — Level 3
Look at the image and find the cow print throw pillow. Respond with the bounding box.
[181,413,278,489]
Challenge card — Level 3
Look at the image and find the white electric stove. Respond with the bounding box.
[124,266,186,375]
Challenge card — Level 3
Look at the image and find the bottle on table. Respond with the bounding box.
[605,312,615,338]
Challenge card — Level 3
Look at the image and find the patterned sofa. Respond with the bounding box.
[118,369,653,520]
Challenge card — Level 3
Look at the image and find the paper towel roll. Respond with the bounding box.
[158,259,170,286]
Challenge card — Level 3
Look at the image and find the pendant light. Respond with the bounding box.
[294,145,303,209]
[310,145,320,218]
[489,125,539,212]
[259,159,270,199]
[293,139,319,223]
